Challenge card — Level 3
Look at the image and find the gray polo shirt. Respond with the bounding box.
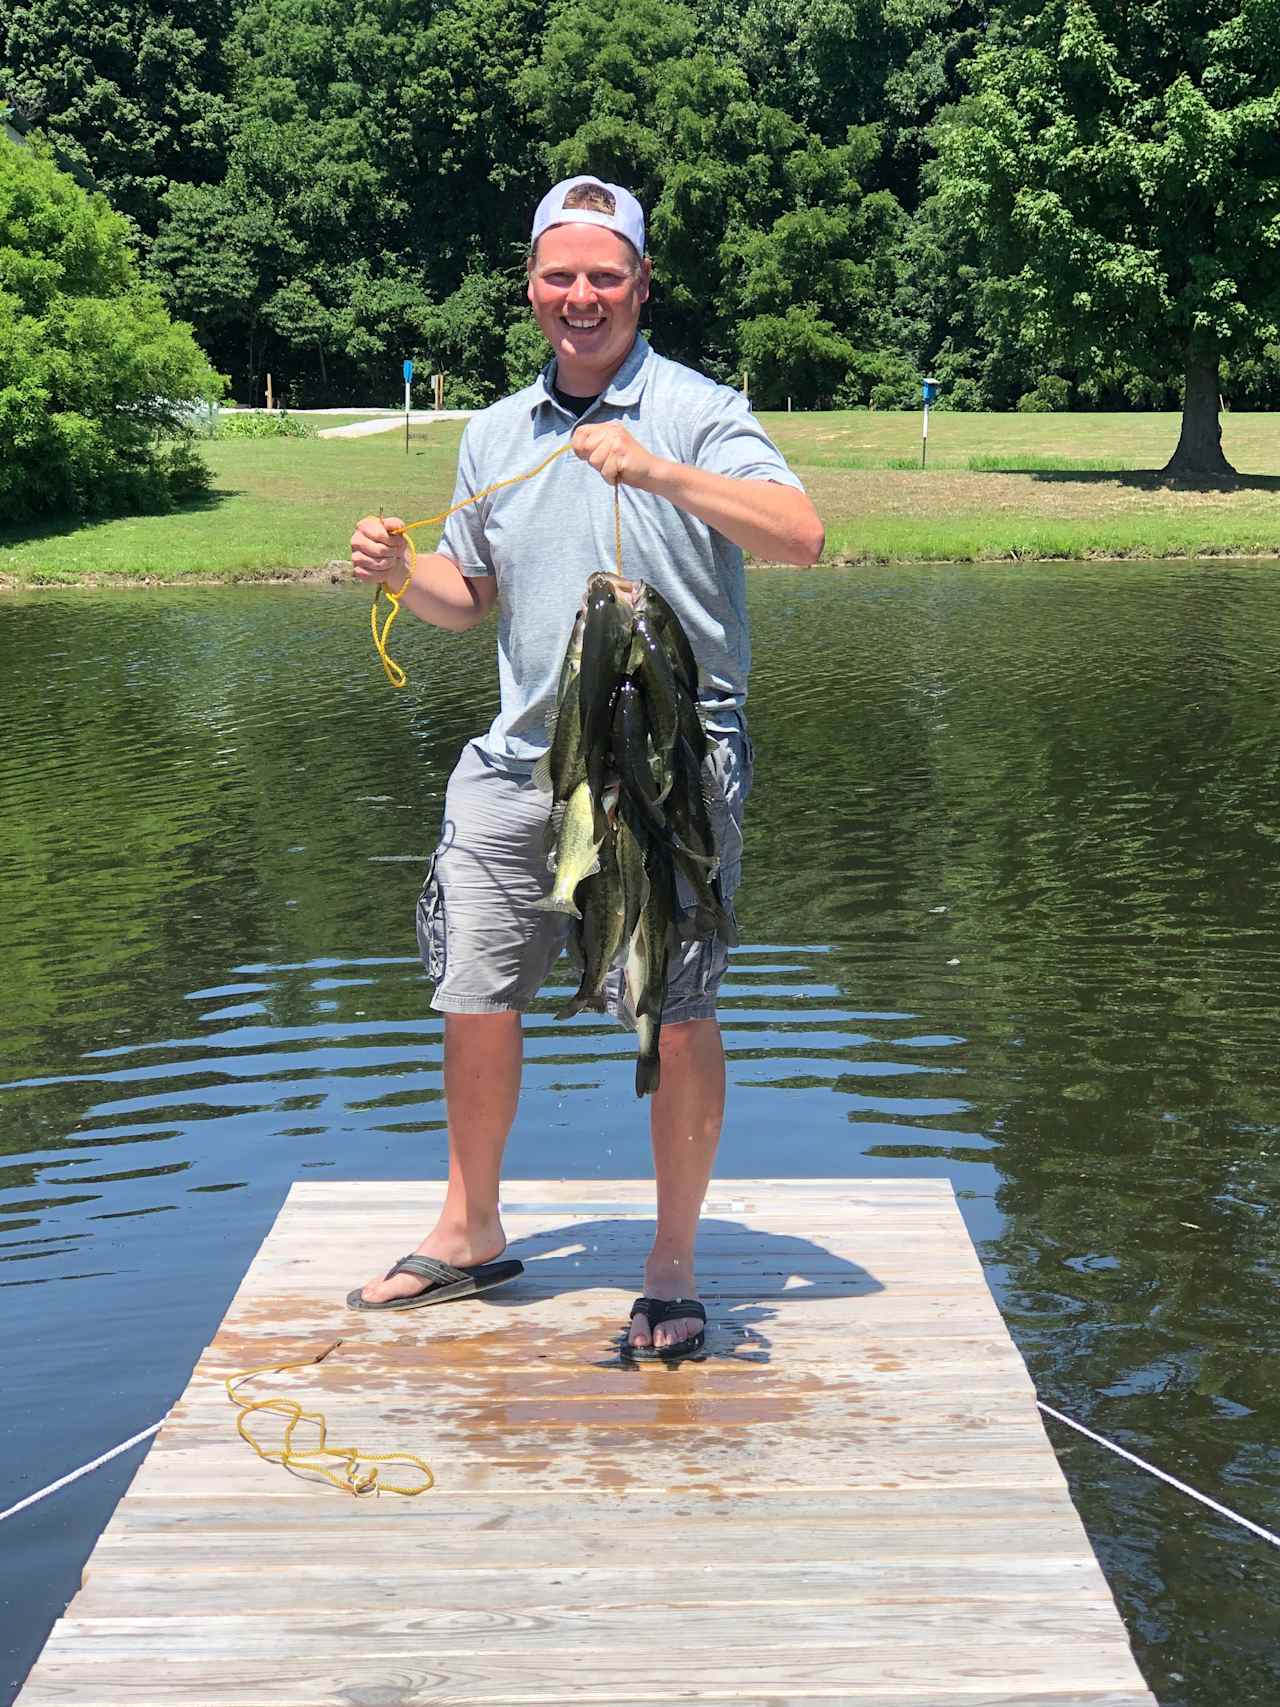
[439,334,805,769]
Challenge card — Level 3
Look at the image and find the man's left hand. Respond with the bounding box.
[570,423,660,490]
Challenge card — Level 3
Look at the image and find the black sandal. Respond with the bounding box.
[625,1296,707,1361]
[346,1253,523,1311]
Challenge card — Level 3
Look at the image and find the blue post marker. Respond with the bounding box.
[921,376,939,469]
[403,359,414,453]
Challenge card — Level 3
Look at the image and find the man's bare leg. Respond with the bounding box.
[358,1011,521,1304]
[629,1016,725,1351]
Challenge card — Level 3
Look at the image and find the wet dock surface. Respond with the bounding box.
[15,1179,1158,1705]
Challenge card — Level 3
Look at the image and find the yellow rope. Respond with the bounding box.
[371,442,624,687]
[225,1340,434,1498]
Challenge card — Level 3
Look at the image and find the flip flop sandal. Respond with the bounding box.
[346,1253,524,1312]
[624,1295,707,1361]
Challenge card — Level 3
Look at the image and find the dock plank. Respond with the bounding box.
[15,1180,1158,1706]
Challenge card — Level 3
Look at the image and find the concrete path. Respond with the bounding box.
[318,411,473,440]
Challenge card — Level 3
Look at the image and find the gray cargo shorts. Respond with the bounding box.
[416,730,751,1027]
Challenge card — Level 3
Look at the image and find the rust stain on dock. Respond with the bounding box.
[15,1179,1159,1706]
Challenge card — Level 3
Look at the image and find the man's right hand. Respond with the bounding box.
[350,514,410,585]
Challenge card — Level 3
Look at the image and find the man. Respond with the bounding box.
[349,176,822,1357]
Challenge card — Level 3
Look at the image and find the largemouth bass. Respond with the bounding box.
[534,778,601,919]
[626,612,679,800]
[615,787,651,954]
[615,678,716,869]
[666,735,737,946]
[626,837,677,1096]
[579,573,634,835]
[634,583,698,699]
[557,605,587,701]
[533,607,588,804]
[559,801,626,1015]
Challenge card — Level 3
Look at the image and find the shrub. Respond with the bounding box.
[216,411,317,439]
[1016,375,1071,413]
[0,138,223,522]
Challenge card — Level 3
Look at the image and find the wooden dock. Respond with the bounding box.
[18,1179,1159,1706]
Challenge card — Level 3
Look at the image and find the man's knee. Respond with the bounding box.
[443,1010,523,1054]
[658,1016,720,1060]
[444,1009,522,1029]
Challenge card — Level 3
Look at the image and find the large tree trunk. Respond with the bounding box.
[1162,347,1236,478]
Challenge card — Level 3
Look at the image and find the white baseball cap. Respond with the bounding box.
[531,176,646,259]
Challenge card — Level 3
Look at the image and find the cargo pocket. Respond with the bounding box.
[694,907,735,996]
[703,739,744,897]
[415,852,448,983]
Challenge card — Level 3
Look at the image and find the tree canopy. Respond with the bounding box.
[933,0,1280,472]
[3,0,1279,468]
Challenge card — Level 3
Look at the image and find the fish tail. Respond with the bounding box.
[635,1050,662,1098]
[532,893,582,920]
[557,975,609,1018]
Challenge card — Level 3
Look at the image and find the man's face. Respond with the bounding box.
[527,224,651,387]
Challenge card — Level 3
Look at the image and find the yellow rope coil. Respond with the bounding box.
[371,441,624,688]
[225,1340,434,1498]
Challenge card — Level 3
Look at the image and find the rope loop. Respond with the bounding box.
[370,439,624,688]
[225,1341,434,1499]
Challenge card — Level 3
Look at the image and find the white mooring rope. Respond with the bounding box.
[2,1401,1275,1550]
[0,1419,165,1525]
[1037,1400,1280,1549]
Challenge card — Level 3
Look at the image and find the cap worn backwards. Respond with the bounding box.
[530,176,646,259]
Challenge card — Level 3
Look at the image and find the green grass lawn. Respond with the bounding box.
[3,411,1278,586]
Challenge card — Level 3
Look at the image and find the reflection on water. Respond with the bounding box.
[2,565,1279,1707]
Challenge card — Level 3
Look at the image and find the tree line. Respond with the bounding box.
[3,0,1278,476]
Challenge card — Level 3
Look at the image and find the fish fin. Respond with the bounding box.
[556,985,593,1018]
[620,774,667,832]
[532,750,552,793]
[674,833,718,871]
[532,892,582,920]
[542,804,565,865]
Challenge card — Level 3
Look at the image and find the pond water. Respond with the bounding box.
[1,563,1278,1706]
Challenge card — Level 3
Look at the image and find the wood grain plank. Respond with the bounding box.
[14,1653,1154,1706]
[123,1439,1066,1501]
[45,1603,1141,1659]
[95,1483,1095,1534]
[72,1559,1117,1620]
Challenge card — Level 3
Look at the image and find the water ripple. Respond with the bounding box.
[2,568,1279,1707]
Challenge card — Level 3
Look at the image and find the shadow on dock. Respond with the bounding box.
[488,1215,885,1369]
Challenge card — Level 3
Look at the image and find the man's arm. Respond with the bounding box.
[570,424,824,566]
[350,515,497,631]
